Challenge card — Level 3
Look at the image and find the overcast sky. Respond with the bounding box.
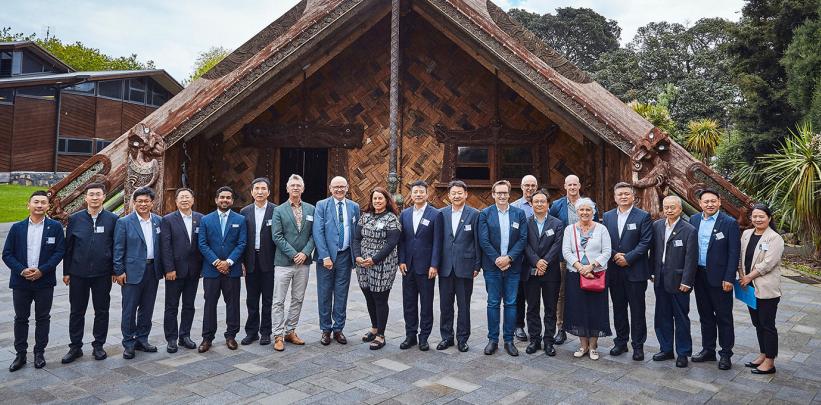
[2,0,744,82]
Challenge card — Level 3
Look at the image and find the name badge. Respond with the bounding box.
[46,237,56,244]
[674,239,683,247]
[352,216,356,223]
[715,232,724,240]
[155,227,161,234]
[266,219,272,226]
[627,223,637,230]
[306,215,314,222]
[231,223,239,228]
[546,229,555,236]
[760,242,769,251]
[511,222,520,229]
[421,218,430,226]
[464,224,472,231]
[194,227,200,233]
[95,226,105,233]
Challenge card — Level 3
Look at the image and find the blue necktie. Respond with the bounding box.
[337,201,345,248]
[220,213,227,237]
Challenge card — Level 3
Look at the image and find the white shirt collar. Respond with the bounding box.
[413,203,427,212]
[666,217,680,229]
[28,217,45,226]
[617,205,633,216]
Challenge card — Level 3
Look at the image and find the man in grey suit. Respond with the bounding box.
[438,180,480,352]
[240,177,277,346]
[651,196,698,368]
[271,174,315,351]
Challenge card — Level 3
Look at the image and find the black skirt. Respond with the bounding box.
[564,271,612,338]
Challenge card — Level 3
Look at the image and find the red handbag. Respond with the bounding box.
[573,224,606,293]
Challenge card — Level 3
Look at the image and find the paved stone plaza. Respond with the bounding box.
[0,223,819,404]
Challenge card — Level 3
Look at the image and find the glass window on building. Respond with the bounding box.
[0,88,13,104]
[16,86,55,99]
[0,52,12,77]
[98,80,123,99]
[65,82,95,95]
[127,78,146,103]
[58,137,94,155]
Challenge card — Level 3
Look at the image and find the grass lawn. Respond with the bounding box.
[0,184,48,223]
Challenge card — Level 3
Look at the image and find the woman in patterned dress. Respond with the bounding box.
[352,187,401,350]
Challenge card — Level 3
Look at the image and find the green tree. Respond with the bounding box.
[781,13,821,129]
[185,46,231,85]
[685,119,723,162]
[628,100,678,140]
[508,7,621,72]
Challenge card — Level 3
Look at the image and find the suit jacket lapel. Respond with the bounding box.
[618,209,635,245]
[131,213,147,246]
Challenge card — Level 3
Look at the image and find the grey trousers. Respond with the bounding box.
[272,264,310,336]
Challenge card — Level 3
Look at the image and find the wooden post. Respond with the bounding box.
[387,0,401,196]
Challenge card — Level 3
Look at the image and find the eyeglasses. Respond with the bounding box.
[494,192,509,196]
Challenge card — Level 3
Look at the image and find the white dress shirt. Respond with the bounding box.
[254,203,266,250]
[334,197,350,250]
[26,217,45,269]
[450,206,463,237]
[617,206,633,237]
[412,203,427,234]
[139,215,155,260]
[662,217,680,264]
[180,211,193,242]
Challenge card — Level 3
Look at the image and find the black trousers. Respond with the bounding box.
[515,279,527,328]
[244,252,275,338]
[362,288,391,335]
[609,268,648,349]
[69,275,111,349]
[524,276,560,344]
[438,273,474,343]
[402,272,435,340]
[121,269,159,350]
[694,269,734,357]
[164,275,199,342]
[13,287,54,354]
[202,276,241,341]
[750,296,780,359]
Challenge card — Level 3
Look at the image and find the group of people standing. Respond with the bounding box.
[3,173,784,377]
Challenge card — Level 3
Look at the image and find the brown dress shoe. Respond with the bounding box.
[333,331,348,345]
[320,332,332,346]
[274,336,285,351]
[226,338,238,350]
[198,340,212,353]
[284,331,305,345]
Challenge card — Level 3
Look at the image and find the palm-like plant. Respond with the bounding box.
[628,100,678,140]
[685,119,723,162]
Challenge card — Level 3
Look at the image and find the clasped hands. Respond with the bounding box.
[534,259,548,276]
[494,256,512,271]
[21,268,43,281]
[357,256,375,268]
[577,263,597,279]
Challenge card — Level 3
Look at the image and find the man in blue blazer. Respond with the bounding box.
[313,176,360,345]
[438,180,480,352]
[3,190,65,372]
[197,186,247,353]
[160,188,204,353]
[113,187,163,360]
[399,180,443,351]
[603,182,653,361]
[61,183,118,364]
[478,180,528,356]
[689,189,740,370]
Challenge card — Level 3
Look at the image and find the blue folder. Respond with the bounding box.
[733,279,757,309]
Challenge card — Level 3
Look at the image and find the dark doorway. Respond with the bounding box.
[279,148,328,205]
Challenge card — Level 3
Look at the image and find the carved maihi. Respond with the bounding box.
[125,123,166,213]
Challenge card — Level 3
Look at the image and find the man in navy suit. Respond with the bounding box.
[651,196,698,368]
[3,190,65,372]
[239,178,277,346]
[437,180,480,352]
[197,186,247,353]
[603,182,653,361]
[113,187,163,360]
[61,183,118,364]
[689,189,740,370]
[478,180,528,356]
[398,180,443,351]
[511,174,538,342]
[161,188,204,353]
[313,176,360,345]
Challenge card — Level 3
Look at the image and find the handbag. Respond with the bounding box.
[573,224,606,293]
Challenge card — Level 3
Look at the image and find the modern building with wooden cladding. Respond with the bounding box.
[46,0,753,223]
[0,41,182,174]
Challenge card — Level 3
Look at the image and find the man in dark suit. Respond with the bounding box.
[3,190,65,371]
[511,174,538,342]
[689,189,740,370]
[61,182,118,364]
[437,180,480,352]
[113,187,163,360]
[651,195,698,368]
[478,180,528,356]
[523,189,564,356]
[240,178,276,346]
[197,186,247,353]
[161,188,204,353]
[398,180,443,352]
[603,182,653,361]
[313,176,360,345]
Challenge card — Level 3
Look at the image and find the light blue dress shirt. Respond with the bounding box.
[497,205,510,256]
[697,213,717,267]
[511,198,533,219]
[535,216,545,236]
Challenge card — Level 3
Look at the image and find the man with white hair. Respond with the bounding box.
[511,175,538,341]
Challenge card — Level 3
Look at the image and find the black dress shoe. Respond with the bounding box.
[632,348,645,361]
[525,340,541,354]
[419,340,430,351]
[544,343,556,356]
[92,347,107,360]
[691,350,716,362]
[8,353,26,372]
[399,336,417,350]
[718,356,732,370]
[504,342,519,357]
[241,335,259,345]
[652,351,675,361]
[320,332,332,346]
[610,345,628,356]
[179,337,197,349]
[484,340,498,355]
[123,347,135,359]
[260,335,271,346]
[334,332,348,345]
[62,347,83,364]
[167,340,178,353]
[751,366,776,374]
[676,356,688,368]
[135,341,158,352]
[744,361,762,368]
[33,353,46,369]
[437,339,454,350]
[554,330,567,345]
[514,327,528,342]
[458,342,469,352]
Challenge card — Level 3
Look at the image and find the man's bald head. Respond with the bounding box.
[662,195,683,221]
[564,175,581,198]
[520,175,538,200]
